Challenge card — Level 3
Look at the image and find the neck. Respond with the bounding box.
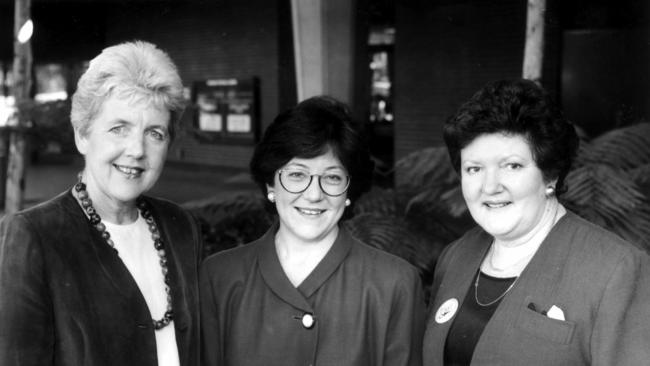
[274,225,339,287]
[483,199,565,277]
[275,225,339,259]
[77,174,138,225]
[495,198,564,248]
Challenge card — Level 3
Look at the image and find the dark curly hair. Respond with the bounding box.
[443,79,579,196]
[250,96,374,206]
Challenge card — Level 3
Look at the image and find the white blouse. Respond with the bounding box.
[104,213,180,366]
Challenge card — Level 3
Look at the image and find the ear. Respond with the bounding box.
[74,127,89,156]
[265,183,274,194]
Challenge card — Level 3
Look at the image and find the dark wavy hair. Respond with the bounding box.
[250,96,374,205]
[443,79,579,196]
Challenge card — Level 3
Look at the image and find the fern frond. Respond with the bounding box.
[576,122,650,170]
[563,165,650,251]
[394,147,458,191]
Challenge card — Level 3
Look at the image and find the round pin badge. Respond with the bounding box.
[301,313,315,329]
[435,298,459,324]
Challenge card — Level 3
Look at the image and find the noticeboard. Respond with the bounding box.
[192,77,260,144]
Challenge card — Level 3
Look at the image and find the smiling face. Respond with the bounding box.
[460,133,553,242]
[268,149,349,245]
[75,95,170,211]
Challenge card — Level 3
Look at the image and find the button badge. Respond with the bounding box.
[435,298,459,324]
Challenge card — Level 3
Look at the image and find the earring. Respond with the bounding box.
[545,186,555,197]
[345,199,351,207]
[267,192,275,203]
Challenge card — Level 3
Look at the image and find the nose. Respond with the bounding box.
[482,168,503,194]
[125,132,145,159]
[302,175,324,201]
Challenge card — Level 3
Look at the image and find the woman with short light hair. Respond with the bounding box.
[0,41,202,366]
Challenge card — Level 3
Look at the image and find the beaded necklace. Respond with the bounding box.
[74,178,174,330]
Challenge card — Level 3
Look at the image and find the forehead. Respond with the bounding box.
[93,95,170,128]
[461,133,532,160]
[285,149,345,170]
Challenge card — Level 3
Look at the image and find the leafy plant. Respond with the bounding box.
[562,122,650,250]
[188,122,650,298]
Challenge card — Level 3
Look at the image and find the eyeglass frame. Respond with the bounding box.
[277,169,351,197]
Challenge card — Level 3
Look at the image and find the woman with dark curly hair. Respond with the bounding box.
[423,79,650,365]
[201,96,425,366]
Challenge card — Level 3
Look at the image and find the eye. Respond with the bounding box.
[505,162,523,170]
[322,173,345,185]
[109,125,126,135]
[285,170,308,181]
[148,129,167,141]
[464,166,480,174]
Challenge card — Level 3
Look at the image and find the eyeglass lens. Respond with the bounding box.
[279,169,349,196]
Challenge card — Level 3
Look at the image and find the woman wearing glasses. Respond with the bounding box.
[200,96,425,366]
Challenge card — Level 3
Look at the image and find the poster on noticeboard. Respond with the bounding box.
[192,77,260,144]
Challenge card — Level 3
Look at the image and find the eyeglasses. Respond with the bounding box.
[278,169,350,197]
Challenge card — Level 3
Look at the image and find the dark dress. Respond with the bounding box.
[0,190,202,366]
[423,211,650,366]
[200,224,426,366]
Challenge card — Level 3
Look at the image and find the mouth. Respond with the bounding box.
[114,164,144,179]
[483,201,511,209]
[295,207,327,216]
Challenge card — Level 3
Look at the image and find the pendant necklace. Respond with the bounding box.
[474,270,518,307]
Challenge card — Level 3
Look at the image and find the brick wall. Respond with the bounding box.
[393,0,560,160]
[104,0,291,167]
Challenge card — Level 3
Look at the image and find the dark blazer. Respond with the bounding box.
[0,190,202,366]
[200,224,426,366]
[423,211,650,365]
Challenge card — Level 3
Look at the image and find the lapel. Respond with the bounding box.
[472,212,575,362]
[144,197,193,366]
[62,190,148,312]
[428,228,490,364]
[298,226,353,298]
[257,224,353,312]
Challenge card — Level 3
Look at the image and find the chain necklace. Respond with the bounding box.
[74,177,174,330]
[474,271,518,307]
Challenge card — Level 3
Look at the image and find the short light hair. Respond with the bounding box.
[70,40,185,140]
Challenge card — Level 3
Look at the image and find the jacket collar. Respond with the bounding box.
[257,222,353,312]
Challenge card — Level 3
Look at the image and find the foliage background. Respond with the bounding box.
[188,121,650,299]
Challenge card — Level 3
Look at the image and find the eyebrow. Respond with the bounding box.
[285,163,345,171]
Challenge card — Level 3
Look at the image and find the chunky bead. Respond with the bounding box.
[89,215,101,225]
[74,182,173,330]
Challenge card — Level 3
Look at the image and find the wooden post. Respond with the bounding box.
[522,0,546,83]
[6,0,32,213]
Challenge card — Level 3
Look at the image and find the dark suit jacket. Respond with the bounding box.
[200,224,426,366]
[0,190,202,366]
[423,211,650,365]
